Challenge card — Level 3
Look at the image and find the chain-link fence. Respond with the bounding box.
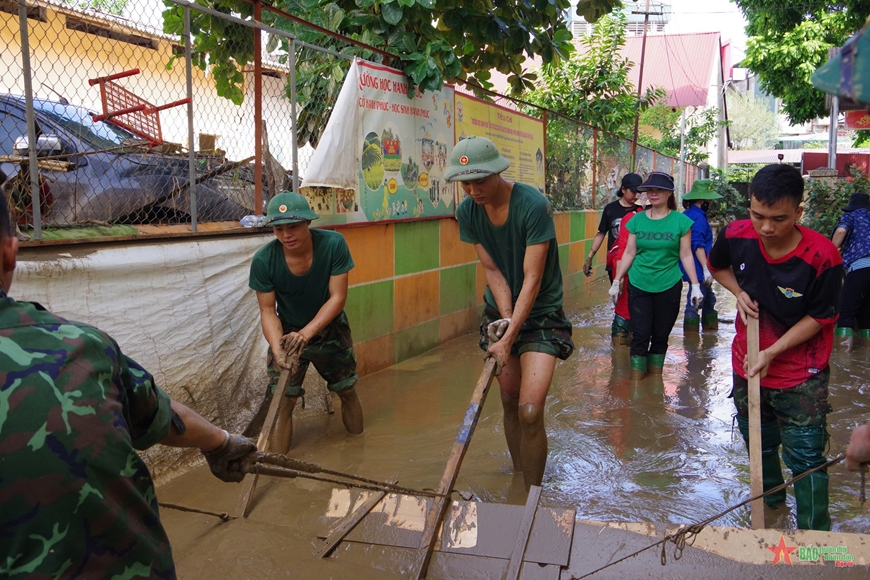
[1,0,697,240]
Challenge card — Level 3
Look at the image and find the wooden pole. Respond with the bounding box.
[502,485,542,580]
[411,357,498,579]
[629,0,652,172]
[747,316,765,529]
[239,355,296,518]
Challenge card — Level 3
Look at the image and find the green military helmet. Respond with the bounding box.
[444,136,511,182]
[811,19,870,104]
[263,191,319,226]
[682,179,721,201]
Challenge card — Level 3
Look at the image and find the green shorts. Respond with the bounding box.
[478,306,574,360]
[729,368,832,427]
[267,311,358,398]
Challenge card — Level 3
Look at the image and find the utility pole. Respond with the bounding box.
[630,0,662,172]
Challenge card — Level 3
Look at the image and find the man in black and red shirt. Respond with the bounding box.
[709,164,843,531]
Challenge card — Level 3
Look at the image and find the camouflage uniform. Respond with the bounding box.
[266,311,358,398]
[0,289,176,579]
[478,305,574,360]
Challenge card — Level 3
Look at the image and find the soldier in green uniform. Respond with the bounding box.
[446,136,574,491]
[249,191,364,453]
[0,191,256,579]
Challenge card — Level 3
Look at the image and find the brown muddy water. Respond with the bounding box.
[158,279,870,578]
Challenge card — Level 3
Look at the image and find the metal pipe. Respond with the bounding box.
[185,7,197,232]
[289,39,299,193]
[253,0,263,216]
[676,107,687,204]
[630,0,652,173]
[18,0,41,239]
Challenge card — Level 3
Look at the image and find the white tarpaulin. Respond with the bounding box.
[13,236,272,482]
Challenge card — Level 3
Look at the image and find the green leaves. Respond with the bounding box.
[381,1,403,25]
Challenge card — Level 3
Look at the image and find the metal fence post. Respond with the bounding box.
[289,39,299,193]
[253,0,263,215]
[17,0,41,239]
[185,6,197,232]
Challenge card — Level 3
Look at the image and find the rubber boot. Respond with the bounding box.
[781,425,831,531]
[647,353,665,375]
[611,315,631,347]
[702,311,719,332]
[736,415,787,508]
[834,327,854,352]
[630,356,647,380]
[860,329,870,349]
[683,316,700,333]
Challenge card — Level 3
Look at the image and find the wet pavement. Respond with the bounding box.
[158,278,870,577]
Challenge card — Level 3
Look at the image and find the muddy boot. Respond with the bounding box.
[782,425,830,531]
[736,415,786,508]
[647,353,665,374]
[834,327,854,352]
[702,311,719,332]
[684,315,700,333]
[611,315,631,347]
[630,356,647,380]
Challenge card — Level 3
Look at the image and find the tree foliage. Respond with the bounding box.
[162,0,575,147]
[734,0,870,125]
[637,103,725,166]
[724,92,779,150]
[524,10,664,136]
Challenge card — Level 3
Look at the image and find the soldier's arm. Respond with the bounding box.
[299,272,348,340]
[256,290,285,358]
[497,241,548,345]
[161,399,227,452]
[474,243,513,318]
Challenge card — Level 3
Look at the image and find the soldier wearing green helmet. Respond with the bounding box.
[248,191,364,452]
[679,179,722,333]
[446,136,574,491]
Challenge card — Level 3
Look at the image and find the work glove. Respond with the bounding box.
[486,318,511,344]
[203,431,257,483]
[583,254,594,277]
[608,279,622,306]
[689,284,704,309]
[701,265,714,287]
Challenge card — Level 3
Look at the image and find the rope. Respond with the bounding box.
[569,453,846,579]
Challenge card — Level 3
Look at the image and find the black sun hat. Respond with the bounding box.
[636,172,675,192]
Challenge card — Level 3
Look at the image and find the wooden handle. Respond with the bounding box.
[747,316,765,530]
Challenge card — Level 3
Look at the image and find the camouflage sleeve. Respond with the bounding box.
[118,353,172,450]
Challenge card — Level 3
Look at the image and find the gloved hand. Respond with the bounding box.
[583,254,594,277]
[689,284,704,309]
[701,265,714,287]
[608,279,622,306]
[486,318,511,344]
[203,431,258,483]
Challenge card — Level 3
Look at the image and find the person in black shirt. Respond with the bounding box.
[584,173,642,281]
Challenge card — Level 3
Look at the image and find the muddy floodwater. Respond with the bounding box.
[158,279,870,578]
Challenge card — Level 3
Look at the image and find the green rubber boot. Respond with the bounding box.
[630,356,647,380]
[684,316,700,333]
[647,353,665,374]
[736,415,787,508]
[702,311,719,331]
[860,329,870,348]
[834,327,854,352]
[611,315,632,347]
[782,425,831,531]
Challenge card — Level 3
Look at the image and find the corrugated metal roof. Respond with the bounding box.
[621,32,721,108]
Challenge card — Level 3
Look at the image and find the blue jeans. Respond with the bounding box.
[684,282,716,319]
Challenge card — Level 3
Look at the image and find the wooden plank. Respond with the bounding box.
[238,364,293,518]
[316,477,399,558]
[411,357,498,579]
[503,485,542,580]
[747,315,765,529]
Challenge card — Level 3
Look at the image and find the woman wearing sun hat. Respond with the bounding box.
[679,179,722,333]
[610,172,704,378]
[831,192,870,350]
